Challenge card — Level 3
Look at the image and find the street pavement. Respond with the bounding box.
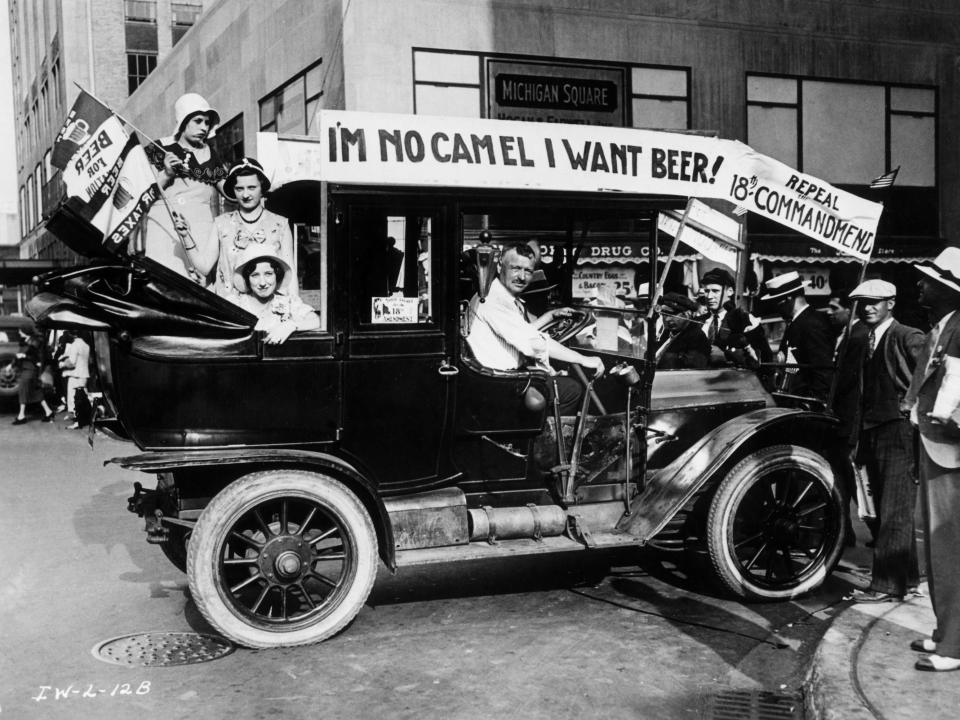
[0,411,927,720]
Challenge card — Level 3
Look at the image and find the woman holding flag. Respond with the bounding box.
[141,93,228,283]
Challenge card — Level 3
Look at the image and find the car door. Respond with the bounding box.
[336,195,456,489]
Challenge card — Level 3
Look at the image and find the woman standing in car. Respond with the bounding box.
[142,93,228,283]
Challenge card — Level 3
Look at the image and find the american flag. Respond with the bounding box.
[870,166,900,189]
[732,205,748,216]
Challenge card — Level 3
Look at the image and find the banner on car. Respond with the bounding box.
[259,110,884,261]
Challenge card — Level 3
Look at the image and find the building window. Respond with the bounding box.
[210,113,244,167]
[127,52,157,94]
[51,60,62,111]
[34,164,43,224]
[413,50,481,118]
[171,2,201,26]
[413,49,689,129]
[124,0,157,22]
[746,74,936,187]
[259,60,323,135]
[631,66,689,130]
[25,174,33,230]
[19,185,26,236]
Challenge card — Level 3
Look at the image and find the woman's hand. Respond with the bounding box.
[255,317,297,345]
[171,211,192,239]
[163,152,184,176]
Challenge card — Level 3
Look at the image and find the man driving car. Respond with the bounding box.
[466,243,604,413]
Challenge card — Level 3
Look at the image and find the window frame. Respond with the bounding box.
[258,59,324,135]
[127,51,158,94]
[746,72,938,187]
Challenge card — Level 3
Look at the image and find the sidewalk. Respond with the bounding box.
[805,583,960,719]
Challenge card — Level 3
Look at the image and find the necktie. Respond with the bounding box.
[708,313,720,343]
[867,328,876,360]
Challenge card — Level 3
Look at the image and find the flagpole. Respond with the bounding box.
[71,82,206,282]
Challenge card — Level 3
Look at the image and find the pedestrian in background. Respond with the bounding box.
[10,329,55,425]
[760,271,834,403]
[842,280,923,603]
[59,330,91,421]
[903,248,960,672]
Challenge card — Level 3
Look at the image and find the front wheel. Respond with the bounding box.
[705,444,845,601]
[187,470,378,648]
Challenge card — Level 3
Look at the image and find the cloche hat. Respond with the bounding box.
[224,157,271,200]
[849,279,897,300]
[234,245,291,294]
[758,271,808,303]
[916,247,960,295]
[174,93,220,138]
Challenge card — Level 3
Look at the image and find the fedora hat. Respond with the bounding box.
[849,279,897,300]
[916,247,960,295]
[173,93,220,138]
[224,157,271,201]
[234,244,291,295]
[758,271,808,303]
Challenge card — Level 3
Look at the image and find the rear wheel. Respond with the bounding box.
[705,444,845,600]
[187,470,378,648]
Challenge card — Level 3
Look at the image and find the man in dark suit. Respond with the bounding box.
[840,280,924,603]
[656,292,711,370]
[698,267,772,369]
[902,248,960,672]
[759,271,834,403]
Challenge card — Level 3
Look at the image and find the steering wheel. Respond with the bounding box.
[540,309,593,344]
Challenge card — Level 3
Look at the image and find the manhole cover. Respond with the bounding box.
[704,690,801,720]
[92,632,235,667]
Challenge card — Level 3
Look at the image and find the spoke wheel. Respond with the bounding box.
[705,444,845,600]
[187,470,378,648]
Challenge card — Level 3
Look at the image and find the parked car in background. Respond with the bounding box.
[0,315,37,402]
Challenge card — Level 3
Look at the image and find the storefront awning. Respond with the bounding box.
[750,234,942,265]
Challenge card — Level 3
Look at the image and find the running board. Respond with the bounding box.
[394,532,642,567]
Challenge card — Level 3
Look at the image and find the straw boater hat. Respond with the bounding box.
[849,279,897,300]
[224,157,272,201]
[916,247,960,295]
[173,93,220,138]
[234,244,291,295]
[758,270,809,303]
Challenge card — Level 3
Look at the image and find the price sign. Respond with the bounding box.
[778,267,831,296]
[572,267,635,299]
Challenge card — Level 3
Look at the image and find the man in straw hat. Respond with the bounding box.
[902,247,960,671]
[758,270,834,402]
[840,280,923,603]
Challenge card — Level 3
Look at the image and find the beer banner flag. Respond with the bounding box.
[51,89,159,252]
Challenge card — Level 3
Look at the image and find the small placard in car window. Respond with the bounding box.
[372,296,419,324]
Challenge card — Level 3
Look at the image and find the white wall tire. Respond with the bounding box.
[705,444,846,601]
[187,470,378,648]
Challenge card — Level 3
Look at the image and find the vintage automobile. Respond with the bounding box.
[29,118,856,649]
[0,314,39,401]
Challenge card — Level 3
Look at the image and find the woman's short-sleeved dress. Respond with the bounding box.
[143,139,227,282]
[211,209,298,301]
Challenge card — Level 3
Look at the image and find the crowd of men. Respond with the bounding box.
[464,237,960,673]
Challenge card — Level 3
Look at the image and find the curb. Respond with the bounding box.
[804,605,879,720]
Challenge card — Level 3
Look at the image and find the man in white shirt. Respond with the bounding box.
[466,243,604,413]
[59,332,90,418]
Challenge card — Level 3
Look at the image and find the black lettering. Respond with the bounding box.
[431,132,451,162]
[563,140,590,170]
[691,152,708,183]
[404,131,425,162]
[451,134,473,163]
[500,135,517,166]
[379,129,403,161]
[516,137,534,167]
[651,148,667,178]
[471,134,496,164]
[340,127,366,161]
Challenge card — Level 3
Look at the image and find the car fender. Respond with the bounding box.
[110,448,397,569]
[617,407,847,542]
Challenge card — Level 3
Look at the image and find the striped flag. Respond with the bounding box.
[50,89,159,253]
[870,166,900,189]
[732,205,748,216]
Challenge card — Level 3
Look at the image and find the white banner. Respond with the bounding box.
[259,110,883,261]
